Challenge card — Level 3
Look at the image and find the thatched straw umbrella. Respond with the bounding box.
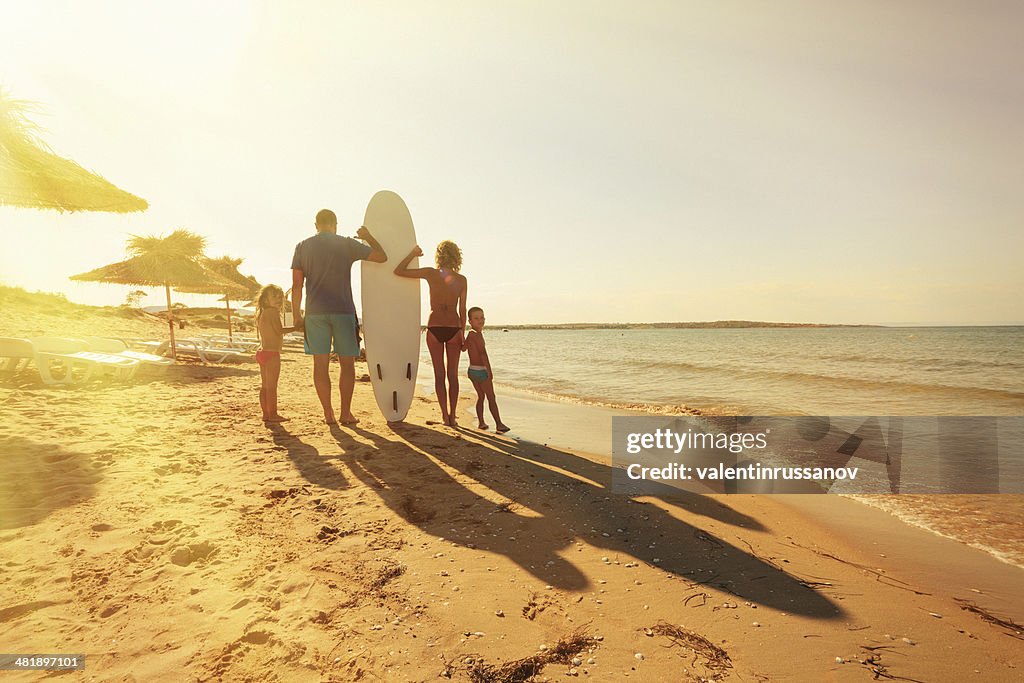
[70,230,240,358]
[0,89,148,213]
[203,256,261,341]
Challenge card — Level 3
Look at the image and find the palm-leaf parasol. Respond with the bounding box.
[70,230,239,358]
[0,89,148,213]
[203,256,261,341]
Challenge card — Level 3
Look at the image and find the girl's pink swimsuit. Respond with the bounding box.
[255,350,279,365]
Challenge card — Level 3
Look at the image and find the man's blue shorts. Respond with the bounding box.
[303,313,360,357]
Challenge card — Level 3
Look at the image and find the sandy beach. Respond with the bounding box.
[4,1,1024,678]
[2,298,1022,682]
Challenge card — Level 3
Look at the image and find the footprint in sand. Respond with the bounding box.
[126,520,191,561]
[0,600,62,623]
[154,463,183,476]
[41,451,76,464]
[99,604,124,618]
[170,540,219,567]
[240,630,272,645]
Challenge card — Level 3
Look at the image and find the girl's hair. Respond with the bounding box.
[254,284,284,323]
[435,240,463,272]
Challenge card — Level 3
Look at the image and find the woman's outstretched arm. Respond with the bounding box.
[394,245,432,278]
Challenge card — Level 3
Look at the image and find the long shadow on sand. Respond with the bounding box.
[268,425,349,491]
[0,436,102,529]
[333,422,844,619]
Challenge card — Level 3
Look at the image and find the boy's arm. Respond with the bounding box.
[356,226,387,263]
[394,245,432,278]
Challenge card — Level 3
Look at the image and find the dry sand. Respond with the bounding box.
[1,298,1023,681]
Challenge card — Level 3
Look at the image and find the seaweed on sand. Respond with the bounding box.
[650,621,733,679]
[463,628,596,683]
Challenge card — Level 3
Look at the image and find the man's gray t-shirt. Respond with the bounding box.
[291,232,372,315]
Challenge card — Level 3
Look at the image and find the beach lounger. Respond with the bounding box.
[85,337,175,366]
[31,337,140,384]
[156,339,247,363]
[130,339,168,354]
[0,337,35,372]
[203,335,259,353]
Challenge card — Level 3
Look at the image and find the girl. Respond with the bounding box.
[395,240,467,427]
[255,284,294,423]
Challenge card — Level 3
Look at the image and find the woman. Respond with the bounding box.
[395,240,467,426]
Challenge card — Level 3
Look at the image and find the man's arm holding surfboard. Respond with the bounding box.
[356,226,387,263]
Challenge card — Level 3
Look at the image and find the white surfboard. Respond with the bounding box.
[361,190,420,422]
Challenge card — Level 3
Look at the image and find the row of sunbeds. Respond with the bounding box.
[0,335,258,385]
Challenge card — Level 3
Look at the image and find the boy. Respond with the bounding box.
[463,306,510,433]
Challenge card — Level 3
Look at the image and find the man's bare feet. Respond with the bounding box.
[265,414,290,423]
[496,423,511,433]
[324,412,338,425]
[478,422,489,430]
[340,413,360,425]
[447,415,458,427]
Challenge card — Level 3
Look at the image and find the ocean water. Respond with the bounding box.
[447,326,1024,416]
[417,326,1024,568]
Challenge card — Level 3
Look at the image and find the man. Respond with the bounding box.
[292,208,386,425]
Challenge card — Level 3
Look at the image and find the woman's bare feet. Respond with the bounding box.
[446,415,458,427]
[324,411,338,425]
[265,414,290,423]
[478,421,489,430]
[495,423,511,433]
[340,413,360,425]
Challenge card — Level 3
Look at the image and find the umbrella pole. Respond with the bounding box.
[165,284,177,359]
[226,298,233,342]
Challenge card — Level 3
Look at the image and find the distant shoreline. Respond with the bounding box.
[482,321,884,330]
[3,287,1020,329]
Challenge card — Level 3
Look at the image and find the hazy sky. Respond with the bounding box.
[2,1,1021,324]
